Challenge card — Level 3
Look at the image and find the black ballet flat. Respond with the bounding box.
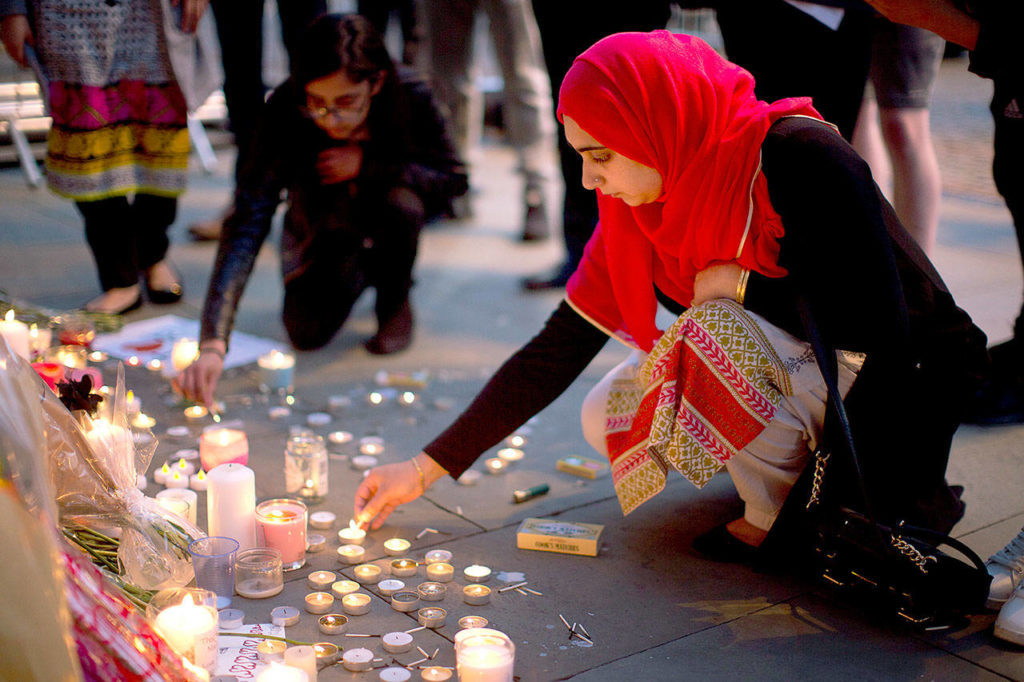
[83,294,143,316]
[145,268,184,304]
[692,523,761,564]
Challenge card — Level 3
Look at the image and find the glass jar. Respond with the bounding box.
[284,432,328,502]
[234,547,284,598]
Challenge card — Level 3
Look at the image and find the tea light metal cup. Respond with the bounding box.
[270,605,300,627]
[417,606,447,629]
[390,590,420,612]
[423,549,452,565]
[331,580,361,598]
[341,647,375,672]
[390,558,419,577]
[342,592,372,615]
[463,584,492,606]
[313,641,340,666]
[381,630,414,654]
[257,639,287,662]
[353,563,382,585]
[306,533,327,553]
[483,457,506,475]
[463,564,492,583]
[337,544,366,565]
[417,581,447,602]
[420,666,454,681]
[458,615,489,630]
[309,511,336,529]
[496,447,524,464]
[304,591,335,614]
[318,613,349,635]
[338,523,366,546]
[307,570,336,590]
[377,578,405,597]
[425,562,454,583]
[383,537,411,556]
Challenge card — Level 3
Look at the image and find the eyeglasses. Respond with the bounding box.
[302,90,371,123]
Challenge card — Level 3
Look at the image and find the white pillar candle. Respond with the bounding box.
[156,488,198,525]
[171,338,200,371]
[199,427,249,471]
[283,645,318,682]
[0,310,30,360]
[257,661,307,681]
[206,463,257,550]
[153,594,218,673]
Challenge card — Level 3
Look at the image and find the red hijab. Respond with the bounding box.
[559,31,824,351]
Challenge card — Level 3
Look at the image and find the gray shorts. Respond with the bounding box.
[868,20,945,109]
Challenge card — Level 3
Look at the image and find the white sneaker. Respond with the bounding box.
[994,585,1024,646]
[986,525,1024,610]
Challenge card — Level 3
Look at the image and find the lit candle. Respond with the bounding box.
[398,391,417,406]
[417,581,447,601]
[309,511,336,529]
[337,544,366,565]
[268,406,291,420]
[152,594,218,672]
[30,361,64,391]
[27,324,52,357]
[171,338,199,371]
[256,661,304,681]
[337,520,366,546]
[425,563,454,583]
[496,448,524,464]
[483,458,506,475]
[199,427,249,471]
[154,494,190,522]
[0,310,30,360]
[463,584,492,606]
[505,433,527,448]
[458,616,489,630]
[132,412,156,430]
[376,579,405,597]
[189,469,208,492]
[125,390,141,416]
[146,358,163,372]
[390,558,419,578]
[331,580,360,598]
[352,564,382,585]
[88,349,107,363]
[358,436,385,456]
[383,538,411,556]
[350,455,378,471]
[341,592,371,615]
[256,499,308,570]
[390,590,420,613]
[313,641,340,666]
[420,667,454,681]
[184,405,208,421]
[424,549,452,565]
[458,470,482,486]
[164,470,189,489]
[283,644,317,682]
[154,462,172,485]
[327,430,353,446]
[366,391,385,406]
[463,565,492,583]
[341,647,374,672]
[156,488,198,525]
[258,350,296,393]
[318,613,348,635]
[381,631,413,654]
[304,591,334,614]
[456,633,515,682]
[206,463,257,550]
[257,640,288,663]
[307,571,336,591]
[172,458,196,477]
[417,606,447,629]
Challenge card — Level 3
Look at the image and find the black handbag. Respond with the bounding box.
[796,298,992,628]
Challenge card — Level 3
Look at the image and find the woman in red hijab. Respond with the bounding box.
[352,32,987,561]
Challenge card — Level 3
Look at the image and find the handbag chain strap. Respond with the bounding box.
[890,534,937,574]
[805,448,830,510]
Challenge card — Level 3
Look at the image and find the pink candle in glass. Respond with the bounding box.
[255,498,307,571]
[199,427,249,472]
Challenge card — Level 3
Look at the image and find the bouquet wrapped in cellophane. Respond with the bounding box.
[0,337,204,681]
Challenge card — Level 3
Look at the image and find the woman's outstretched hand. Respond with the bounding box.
[354,453,448,530]
[692,262,744,307]
[172,341,225,407]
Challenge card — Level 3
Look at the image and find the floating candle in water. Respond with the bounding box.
[383,538,411,556]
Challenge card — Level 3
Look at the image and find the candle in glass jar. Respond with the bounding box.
[304,591,334,614]
[463,584,492,606]
[383,538,411,556]
[341,592,371,615]
[337,544,366,565]
[256,499,307,571]
[352,564,382,585]
[171,338,199,371]
[425,562,454,583]
[206,463,257,551]
[456,634,515,682]
[306,571,336,590]
[156,488,198,525]
[153,594,218,673]
[331,580,360,598]
[199,427,249,471]
[337,520,366,546]
[258,350,295,393]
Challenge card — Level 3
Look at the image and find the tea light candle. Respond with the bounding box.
[457,470,481,486]
[318,613,348,635]
[0,310,30,360]
[358,436,385,456]
[27,323,52,356]
[283,645,317,681]
[425,563,454,583]
[331,580,360,598]
[133,412,157,430]
[172,458,196,478]
[313,641,340,666]
[505,433,527,448]
[337,544,366,565]
[154,462,172,485]
[398,391,417,406]
[328,394,351,410]
[463,584,491,606]
[417,582,446,601]
[337,520,366,546]
[496,447,524,464]
[350,455,379,471]
[255,499,307,571]
[199,427,249,471]
[304,591,334,614]
[171,338,199,371]
[381,631,413,654]
[483,457,506,475]
[420,666,454,681]
[423,549,452,565]
[417,606,447,629]
[341,647,374,672]
[258,350,295,393]
[309,511,336,529]
[88,349,106,363]
[164,470,190,489]
[189,470,208,492]
[366,391,386,406]
[166,425,190,438]
[125,390,141,416]
[390,558,419,578]
[256,662,305,681]
[153,594,218,671]
[218,609,245,630]
[306,412,331,427]
[390,590,420,612]
[184,405,208,421]
[256,639,287,663]
[306,534,326,553]
[353,564,382,585]
[342,592,371,615]
[307,571,336,590]
[383,538,411,556]
[268,406,291,420]
[463,565,492,583]
[458,616,488,630]
[376,579,405,597]
[380,667,412,682]
[327,430,353,446]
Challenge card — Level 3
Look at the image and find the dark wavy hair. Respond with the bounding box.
[292,13,396,88]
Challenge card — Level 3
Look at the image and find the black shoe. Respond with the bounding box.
[693,523,760,563]
[365,301,413,355]
[520,193,550,242]
[145,266,184,304]
[82,293,143,316]
[522,262,572,291]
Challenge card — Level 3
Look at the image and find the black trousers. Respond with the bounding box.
[75,194,177,291]
[282,186,424,350]
[209,0,327,181]
[991,78,1024,340]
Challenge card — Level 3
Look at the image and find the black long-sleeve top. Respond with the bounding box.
[424,117,987,515]
[200,68,468,346]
